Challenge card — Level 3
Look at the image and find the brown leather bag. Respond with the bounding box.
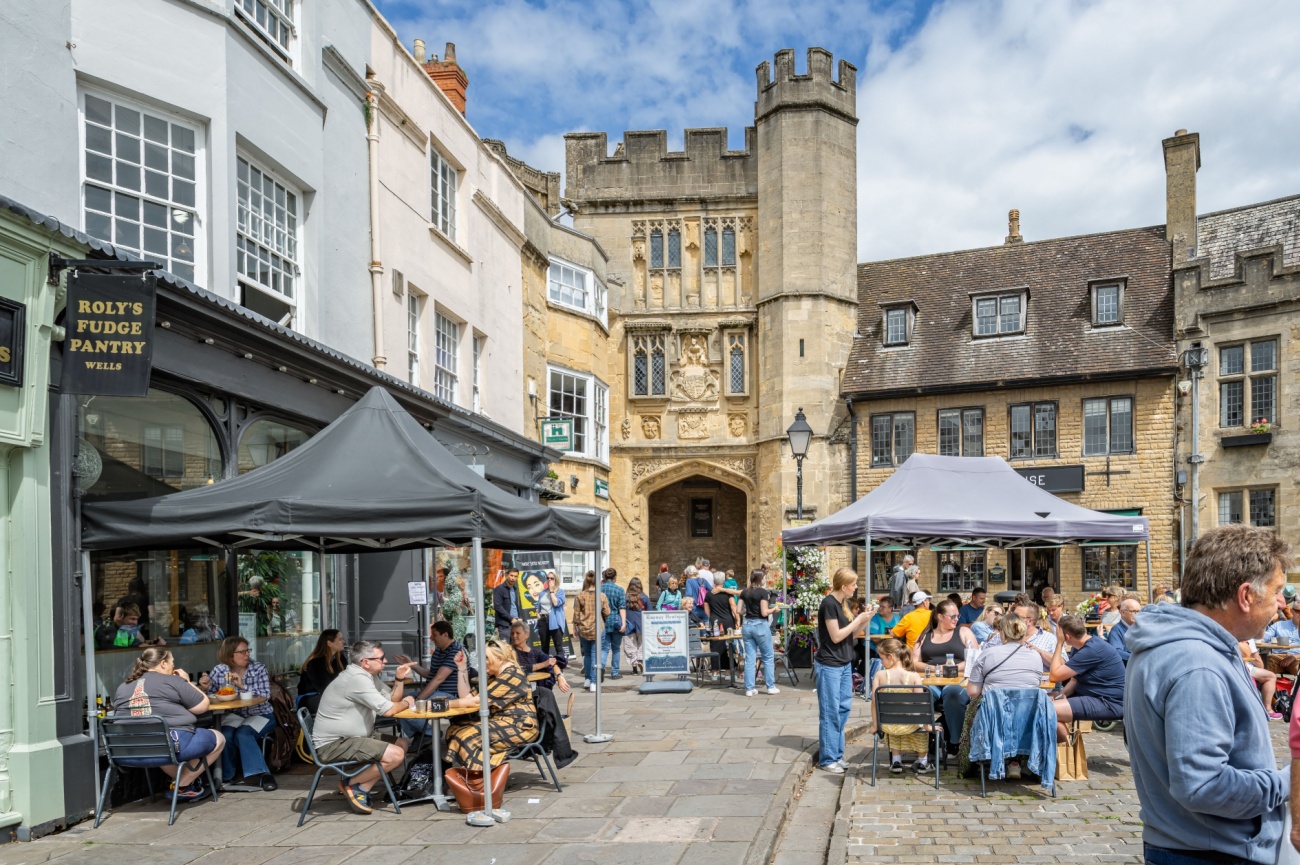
[444,763,510,811]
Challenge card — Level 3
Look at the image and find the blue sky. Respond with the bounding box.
[374,0,1300,260]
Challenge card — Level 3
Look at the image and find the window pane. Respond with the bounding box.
[721,228,736,265]
[1248,489,1277,528]
[1220,380,1244,428]
[729,346,744,393]
[1218,491,1243,525]
[667,229,681,268]
[1220,345,1244,376]
[1251,375,1276,425]
[1095,285,1119,324]
[1009,405,1031,458]
[938,410,960,456]
[962,409,984,457]
[649,231,663,268]
[871,416,892,466]
[975,299,997,336]
[633,351,648,396]
[703,227,718,266]
[1251,339,1277,372]
[1109,398,1133,453]
[999,295,1021,333]
[651,342,666,395]
[1083,398,1108,455]
[894,413,915,463]
[236,156,298,301]
[1034,403,1057,457]
[885,309,907,345]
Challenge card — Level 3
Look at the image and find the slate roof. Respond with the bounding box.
[1197,194,1300,279]
[844,225,1178,398]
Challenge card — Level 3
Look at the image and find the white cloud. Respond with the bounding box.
[376,0,1300,260]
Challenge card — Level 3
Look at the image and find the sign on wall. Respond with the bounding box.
[642,610,690,676]
[502,550,555,571]
[61,271,157,396]
[690,498,713,538]
[594,477,609,499]
[1013,464,1085,493]
[0,297,25,387]
[542,418,573,451]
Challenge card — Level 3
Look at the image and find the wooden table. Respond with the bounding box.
[393,704,478,811]
[920,676,1054,690]
[209,695,268,712]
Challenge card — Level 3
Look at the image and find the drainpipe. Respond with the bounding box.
[365,82,388,370]
[1185,345,1208,547]
[844,397,858,574]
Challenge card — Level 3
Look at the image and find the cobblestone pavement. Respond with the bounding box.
[843,716,1294,865]
[0,670,869,865]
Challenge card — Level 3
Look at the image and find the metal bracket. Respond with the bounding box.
[48,253,162,286]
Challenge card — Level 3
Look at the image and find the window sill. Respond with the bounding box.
[1082,451,1136,458]
[545,299,609,335]
[725,392,749,400]
[971,332,1028,342]
[1221,432,1273,447]
[429,224,473,266]
[1088,323,1127,332]
[553,453,611,472]
[629,395,670,403]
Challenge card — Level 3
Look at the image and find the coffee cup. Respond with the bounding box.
[1280,635,1292,646]
[416,700,429,713]
[239,691,252,701]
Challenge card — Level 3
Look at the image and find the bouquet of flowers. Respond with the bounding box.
[1075,593,1105,617]
[776,540,830,613]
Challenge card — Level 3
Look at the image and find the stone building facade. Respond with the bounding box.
[1168,130,1300,560]
[846,221,1180,605]
[560,49,859,582]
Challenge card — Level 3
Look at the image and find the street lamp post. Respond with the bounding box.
[786,407,814,520]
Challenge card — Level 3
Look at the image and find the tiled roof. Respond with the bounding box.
[1197,194,1300,279]
[844,225,1177,397]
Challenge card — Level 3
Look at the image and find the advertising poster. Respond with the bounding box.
[642,610,690,676]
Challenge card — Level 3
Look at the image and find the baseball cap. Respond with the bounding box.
[1285,585,1297,600]
[911,591,930,605]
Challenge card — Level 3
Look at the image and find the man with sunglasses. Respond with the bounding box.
[312,640,416,814]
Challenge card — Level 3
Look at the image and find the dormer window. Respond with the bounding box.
[1091,281,1124,326]
[972,291,1025,337]
[879,301,917,347]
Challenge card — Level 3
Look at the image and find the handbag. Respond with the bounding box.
[1055,719,1088,781]
[444,763,510,812]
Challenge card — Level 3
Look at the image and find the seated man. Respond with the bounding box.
[95,602,165,650]
[311,640,415,814]
[1106,597,1141,663]
[1047,615,1126,741]
[393,622,476,739]
[1263,601,1300,676]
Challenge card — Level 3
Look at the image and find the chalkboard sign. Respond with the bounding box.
[690,498,713,538]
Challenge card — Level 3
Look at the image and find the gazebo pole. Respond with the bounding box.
[466,536,507,826]
[864,531,872,595]
[586,563,611,744]
[1145,539,1154,604]
[81,550,100,812]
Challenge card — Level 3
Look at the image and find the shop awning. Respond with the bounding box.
[80,386,601,553]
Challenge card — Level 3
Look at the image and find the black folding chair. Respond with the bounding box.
[96,717,219,827]
[296,707,402,826]
[689,631,720,684]
[505,714,562,792]
[869,687,942,789]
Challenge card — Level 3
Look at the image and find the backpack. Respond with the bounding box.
[264,678,300,771]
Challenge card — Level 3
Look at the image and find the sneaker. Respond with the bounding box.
[1269,711,1285,721]
[166,783,208,803]
[765,686,781,695]
[342,784,373,815]
[584,682,594,692]
[610,672,622,680]
[745,689,758,697]
[820,762,845,774]
[1006,760,1022,780]
[911,758,929,773]
[889,759,904,774]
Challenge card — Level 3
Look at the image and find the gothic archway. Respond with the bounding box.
[645,474,749,585]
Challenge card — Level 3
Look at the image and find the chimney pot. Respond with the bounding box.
[445,42,457,63]
[1175,128,1188,136]
[1005,208,1023,245]
[419,41,469,115]
[413,39,426,63]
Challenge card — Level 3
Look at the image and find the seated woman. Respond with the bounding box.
[912,599,980,756]
[298,629,347,715]
[966,612,1056,779]
[970,604,1002,645]
[113,647,225,802]
[207,636,278,791]
[509,620,571,693]
[872,638,929,774]
[444,641,539,772]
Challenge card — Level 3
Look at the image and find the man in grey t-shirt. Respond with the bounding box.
[311,640,415,814]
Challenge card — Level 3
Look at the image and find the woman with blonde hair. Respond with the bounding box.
[815,567,875,774]
[971,603,1003,645]
[113,647,225,802]
[443,639,539,771]
[873,638,929,774]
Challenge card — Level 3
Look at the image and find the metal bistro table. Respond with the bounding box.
[701,632,743,688]
[208,695,270,792]
[391,704,478,810]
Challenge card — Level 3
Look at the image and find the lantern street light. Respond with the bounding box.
[786,407,814,520]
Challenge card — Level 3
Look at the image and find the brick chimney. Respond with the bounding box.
[1163,128,1200,264]
[422,41,468,115]
[1004,208,1023,245]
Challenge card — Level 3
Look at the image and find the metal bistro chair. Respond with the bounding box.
[96,716,219,827]
[505,713,563,792]
[688,631,720,685]
[296,707,402,826]
[869,687,943,789]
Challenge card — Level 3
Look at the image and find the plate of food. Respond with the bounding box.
[213,685,238,703]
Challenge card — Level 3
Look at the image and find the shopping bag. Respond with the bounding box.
[1278,808,1300,865]
[1055,721,1088,781]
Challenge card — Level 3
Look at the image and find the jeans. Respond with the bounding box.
[220,719,272,779]
[1144,844,1267,865]
[579,636,597,683]
[927,685,971,745]
[602,630,625,674]
[742,620,775,691]
[814,661,854,766]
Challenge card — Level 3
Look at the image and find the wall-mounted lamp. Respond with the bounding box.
[569,475,579,490]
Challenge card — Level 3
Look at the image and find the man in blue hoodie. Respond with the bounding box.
[1126,525,1292,865]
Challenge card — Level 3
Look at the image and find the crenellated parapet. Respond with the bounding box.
[564,127,757,206]
[755,48,856,125]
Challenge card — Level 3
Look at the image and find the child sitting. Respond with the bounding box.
[873,638,931,774]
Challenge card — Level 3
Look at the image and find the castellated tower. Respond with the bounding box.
[562,48,857,583]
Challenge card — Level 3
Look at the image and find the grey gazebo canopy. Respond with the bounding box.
[81,386,601,553]
[781,453,1150,549]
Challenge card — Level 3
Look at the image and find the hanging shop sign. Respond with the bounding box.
[593,477,609,499]
[0,297,25,387]
[61,271,157,396]
[1013,464,1085,493]
[542,418,573,451]
[502,550,555,571]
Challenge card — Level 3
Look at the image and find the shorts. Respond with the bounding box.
[1067,695,1123,722]
[118,728,218,767]
[315,731,394,764]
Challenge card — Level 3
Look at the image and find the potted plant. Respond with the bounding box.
[1223,419,1274,447]
[787,624,817,668]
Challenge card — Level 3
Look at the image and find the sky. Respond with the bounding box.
[373,0,1300,261]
